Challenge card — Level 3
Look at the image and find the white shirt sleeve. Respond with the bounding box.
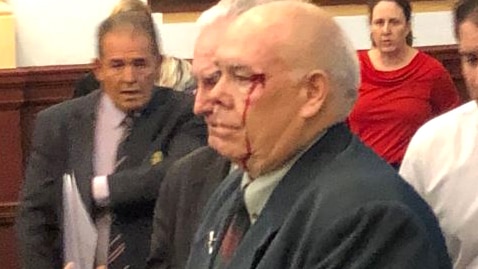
[92,175,110,207]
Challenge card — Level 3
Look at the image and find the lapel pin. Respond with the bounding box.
[150,151,163,166]
[207,231,217,254]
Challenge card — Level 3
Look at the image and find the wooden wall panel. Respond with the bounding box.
[420,45,469,102]
[0,64,91,269]
[149,0,395,13]
[0,45,465,269]
[0,110,22,202]
[0,225,19,269]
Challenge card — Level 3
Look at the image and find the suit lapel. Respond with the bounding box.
[69,91,100,214]
[116,89,171,171]
[228,123,353,269]
[193,148,231,209]
[188,168,242,269]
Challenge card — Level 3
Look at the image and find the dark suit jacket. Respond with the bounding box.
[186,123,452,269]
[16,87,207,269]
[147,146,230,269]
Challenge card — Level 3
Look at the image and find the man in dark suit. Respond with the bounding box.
[147,3,236,269]
[16,11,206,269]
[185,2,452,269]
[148,147,230,269]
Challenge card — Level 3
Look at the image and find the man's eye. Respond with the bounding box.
[133,59,147,68]
[111,62,124,69]
[203,77,217,87]
[235,75,251,81]
[201,71,221,88]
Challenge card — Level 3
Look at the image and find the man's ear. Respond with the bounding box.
[92,58,103,81]
[299,70,328,119]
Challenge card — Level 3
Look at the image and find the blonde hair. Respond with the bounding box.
[157,56,196,92]
[110,0,152,16]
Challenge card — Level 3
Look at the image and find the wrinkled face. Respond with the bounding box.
[95,28,159,112]
[370,1,410,53]
[459,20,478,102]
[194,23,306,171]
[193,23,250,162]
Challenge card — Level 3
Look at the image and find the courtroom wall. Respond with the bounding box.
[8,0,456,67]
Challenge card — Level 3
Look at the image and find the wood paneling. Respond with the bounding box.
[151,0,452,14]
[0,224,19,269]
[0,63,92,207]
[0,64,92,269]
[420,45,468,102]
[0,45,465,269]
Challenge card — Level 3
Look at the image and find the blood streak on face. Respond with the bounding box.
[240,73,266,169]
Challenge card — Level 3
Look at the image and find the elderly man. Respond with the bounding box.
[16,11,206,269]
[400,0,478,268]
[148,1,297,268]
[186,2,451,269]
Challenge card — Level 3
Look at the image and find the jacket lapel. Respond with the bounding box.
[116,89,171,171]
[193,148,231,209]
[228,123,353,269]
[69,91,100,215]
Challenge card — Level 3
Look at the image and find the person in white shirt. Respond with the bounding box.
[400,0,478,268]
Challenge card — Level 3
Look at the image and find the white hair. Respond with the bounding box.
[197,0,311,28]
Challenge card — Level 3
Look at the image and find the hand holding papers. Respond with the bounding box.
[63,173,98,269]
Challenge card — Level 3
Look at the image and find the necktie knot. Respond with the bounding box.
[120,113,135,130]
[115,113,136,171]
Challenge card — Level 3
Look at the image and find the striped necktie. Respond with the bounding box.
[114,113,134,170]
[107,113,135,269]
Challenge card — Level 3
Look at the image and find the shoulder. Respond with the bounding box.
[176,146,224,165]
[144,87,198,127]
[35,91,98,125]
[153,86,194,110]
[357,50,370,65]
[168,147,226,174]
[400,102,477,189]
[409,101,477,149]
[415,51,448,74]
[299,134,413,208]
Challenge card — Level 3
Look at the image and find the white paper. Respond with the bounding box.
[63,173,98,269]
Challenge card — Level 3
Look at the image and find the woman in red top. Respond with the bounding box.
[347,0,460,168]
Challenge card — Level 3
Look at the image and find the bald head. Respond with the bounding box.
[199,2,359,176]
[221,1,359,121]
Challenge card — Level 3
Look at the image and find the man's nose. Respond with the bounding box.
[194,88,211,115]
[122,65,137,83]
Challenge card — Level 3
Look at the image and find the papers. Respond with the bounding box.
[63,173,98,269]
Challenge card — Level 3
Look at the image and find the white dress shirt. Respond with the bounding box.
[400,101,478,269]
[91,93,126,265]
[92,94,126,206]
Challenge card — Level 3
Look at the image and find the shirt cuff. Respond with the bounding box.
[92,175,110,207]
